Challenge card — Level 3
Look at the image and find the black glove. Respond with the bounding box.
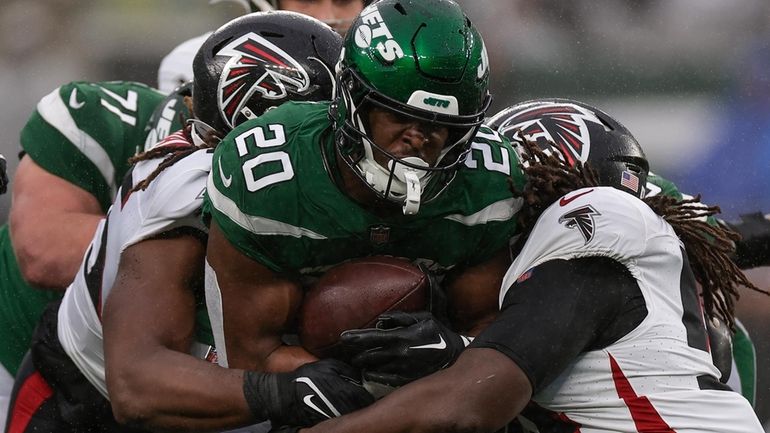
[726,212,770,268]
[0,154,8,195]
[340,310,471,386]
[269,427,300,433]
[243,359,374,428]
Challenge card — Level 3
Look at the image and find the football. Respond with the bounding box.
[298,256,429,359]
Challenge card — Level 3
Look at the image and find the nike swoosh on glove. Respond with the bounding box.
[340,310,471,387]
[243,359,374,428]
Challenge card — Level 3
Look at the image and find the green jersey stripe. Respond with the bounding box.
[444,197,523,226]
[37,88,116,196]
[206,175,327,240]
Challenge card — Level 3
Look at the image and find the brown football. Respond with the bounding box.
[298,256,429,359]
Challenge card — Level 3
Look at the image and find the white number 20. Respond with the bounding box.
[235,124,294,192]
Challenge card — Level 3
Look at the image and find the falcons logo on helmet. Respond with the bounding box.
[216,32,311,129]
[558,205,601,244]
[497,103,605,167]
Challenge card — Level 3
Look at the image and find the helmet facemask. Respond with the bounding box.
[335,67,489,215]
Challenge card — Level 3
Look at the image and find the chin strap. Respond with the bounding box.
[401,168,422,215]
[390,157,428,215]
[358,154,428,215]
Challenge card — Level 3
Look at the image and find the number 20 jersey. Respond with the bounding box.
[204,101,526,276]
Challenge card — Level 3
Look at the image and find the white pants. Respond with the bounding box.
[0,363,13,431]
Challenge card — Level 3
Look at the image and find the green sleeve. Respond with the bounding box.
[20,81,165,209]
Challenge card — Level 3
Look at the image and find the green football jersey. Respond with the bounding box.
[0,81,166,375]
[205,101,526,277]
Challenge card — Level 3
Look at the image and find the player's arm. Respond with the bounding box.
[105,230,372,430]
[340,247,510,386]
[444,246,512,335]
[103,231,254,431]
[9,156,103,289]
[306,256,642,432]
[302,347,530,433]
[206,220,316,372]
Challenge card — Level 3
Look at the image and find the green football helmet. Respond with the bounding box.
[333,0,491,215]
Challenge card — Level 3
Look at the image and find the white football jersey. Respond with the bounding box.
[500,186,761,433]
[57,131,211,398]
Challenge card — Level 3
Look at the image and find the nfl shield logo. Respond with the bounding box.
[369,225,391,246]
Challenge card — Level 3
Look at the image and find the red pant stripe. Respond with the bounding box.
[7,371,53,433]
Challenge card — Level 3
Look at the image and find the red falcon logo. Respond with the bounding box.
[495,103,605,166]
[558,205,601,244]
[217,32,311,129]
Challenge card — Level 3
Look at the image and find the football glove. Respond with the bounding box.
[243,359,374,428]
[340,310,472,387]
[0,154,7,195]
[269,427,300,433]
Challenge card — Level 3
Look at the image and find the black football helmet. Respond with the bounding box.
[488,98,649,198]
[192,11,342,136]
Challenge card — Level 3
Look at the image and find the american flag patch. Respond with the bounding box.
[620,170,640,193]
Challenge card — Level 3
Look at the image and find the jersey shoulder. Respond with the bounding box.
[205,101,330,219]
[531,187,657,260]
[123,132,210,235]
[436,125,524,218]
[501,187,669,302]
[20,81,166,208]
[208,101,329,200]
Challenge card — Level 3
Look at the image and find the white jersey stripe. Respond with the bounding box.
[37,88,117,196]
[206,173,327,239]
[443,197,522,226]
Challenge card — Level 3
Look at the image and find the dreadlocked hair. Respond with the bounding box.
[129,96,221,193]
[511,135,769,331]
[643,194,769,330]
[511,137,600,233]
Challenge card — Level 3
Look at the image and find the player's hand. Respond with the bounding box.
[243,359,374,428]
[340,310,471,386]
[0,154,8,195]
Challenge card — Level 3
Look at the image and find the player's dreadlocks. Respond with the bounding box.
[128,96,222,193]
[512,137,769,330]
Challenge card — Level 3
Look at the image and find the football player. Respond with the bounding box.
[294,100,766,433]
[488,99,765,407]
[0,78,175,428]
[0,2,367,427]
[203,0,523,420]
[5,12,365,433]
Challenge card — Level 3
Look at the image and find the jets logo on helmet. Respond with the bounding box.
[217,32,311,129]
[558,204,601,244]
[495,103,605,167]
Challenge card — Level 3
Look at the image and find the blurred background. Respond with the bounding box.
[0,0,768,426]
